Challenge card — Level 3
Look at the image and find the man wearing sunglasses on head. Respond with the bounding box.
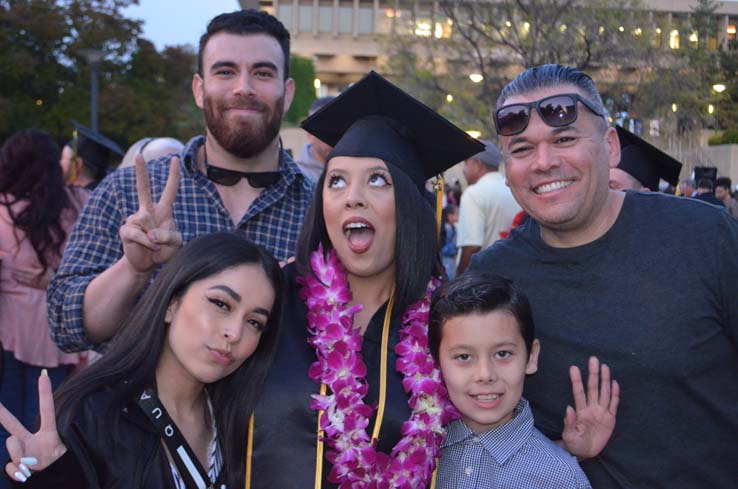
[48,10,313,353]
[470,64,738,489]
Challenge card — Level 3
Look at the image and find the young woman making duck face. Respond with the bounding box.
[1,232,282,489]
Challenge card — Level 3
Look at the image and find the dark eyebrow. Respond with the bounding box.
[209,61,238,72]
[209,285,241,303]
[508,124,580,146]
[508,135,530,146]
[252,307,271,319]
[552,125,581,135]
[252,61,279,72]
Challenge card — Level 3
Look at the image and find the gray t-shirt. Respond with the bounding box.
[470,191,738,489]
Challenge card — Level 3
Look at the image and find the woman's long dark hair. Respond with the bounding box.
[0,129,75,273]
[297,163,442,313]
[54,232,283,488]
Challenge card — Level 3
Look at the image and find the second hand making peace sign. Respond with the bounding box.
[0,372,66,483]
[119,155,182,273]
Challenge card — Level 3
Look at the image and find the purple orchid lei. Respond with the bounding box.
[298,245,460,488]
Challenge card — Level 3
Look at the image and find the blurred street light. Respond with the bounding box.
[79,48,105,132]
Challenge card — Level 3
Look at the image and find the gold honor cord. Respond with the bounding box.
[371,288,395,443]
[430,461,439,489]
[314,383,327,489]
[434,176,445,238]
[245,414,254,489]
[314,289,396,488]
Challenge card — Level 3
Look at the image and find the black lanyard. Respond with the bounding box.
[137,388,220,489]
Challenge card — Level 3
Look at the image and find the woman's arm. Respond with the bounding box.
[0,371,87,487]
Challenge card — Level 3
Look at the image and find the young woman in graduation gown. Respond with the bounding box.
[247,72,485,489]
[0,232,283,488]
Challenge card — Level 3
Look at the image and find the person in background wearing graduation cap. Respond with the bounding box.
[247,71,608,489]
[609,126,682,193]
[47,9,312,354]
[59,122,124,192]
[693,178,725,207]
[470,64,738,489]
[1,232,282,489]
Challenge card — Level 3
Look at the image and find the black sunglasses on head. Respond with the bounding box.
[494,93,606,136]
[205,163,281,187]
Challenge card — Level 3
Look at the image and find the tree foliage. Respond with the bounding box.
[0,0,201,150]
[284,55,316,126]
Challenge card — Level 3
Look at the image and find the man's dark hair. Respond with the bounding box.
[715,177,732,192]
[198,9,291,79]
[497,64,608,128]
[429,272,535,362]
[697,178,714,191]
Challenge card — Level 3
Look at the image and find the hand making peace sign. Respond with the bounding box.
[0,372,66,483]
[119,155,182,273]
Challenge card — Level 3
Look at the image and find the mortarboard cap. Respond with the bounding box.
[616,126,682,190]
[71,121,124,174]
[693,166,717,183]
[300,71,485,192]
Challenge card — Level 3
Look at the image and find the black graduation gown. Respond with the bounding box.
[250,264,417,488]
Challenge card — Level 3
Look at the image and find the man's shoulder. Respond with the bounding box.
[628,191,730,229]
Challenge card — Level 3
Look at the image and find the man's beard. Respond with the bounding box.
[203,92,284,159]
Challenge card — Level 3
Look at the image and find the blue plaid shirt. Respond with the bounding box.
[47,135,313,352]
[437,399,591,489]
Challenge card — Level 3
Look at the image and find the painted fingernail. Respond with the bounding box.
[14,471,27,482]
[20,457,38,466]
[19,464,31,477]
[41,369,48,377]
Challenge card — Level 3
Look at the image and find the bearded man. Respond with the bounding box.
[48,10,312,352]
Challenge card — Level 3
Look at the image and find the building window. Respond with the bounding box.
[728,23,737,41]
[319,5,333,33]
[338,5,353,34]
[278,5,293,29]
[358,6,374,34]
[299,5,312,32]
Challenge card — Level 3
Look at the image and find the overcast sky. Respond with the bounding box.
[122,0,242,50]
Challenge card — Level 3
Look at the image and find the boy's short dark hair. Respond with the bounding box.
[429,272,535,362]
[198,9,291,79]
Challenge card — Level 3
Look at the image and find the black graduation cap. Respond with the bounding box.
[72,121,124,174]
[616,126,682,190]
[300,71,485,191]
[693,166,717,183]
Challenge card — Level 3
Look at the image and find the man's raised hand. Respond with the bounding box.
[0,371,67,482]
[562,356,620,460]
[119,155,182,273]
